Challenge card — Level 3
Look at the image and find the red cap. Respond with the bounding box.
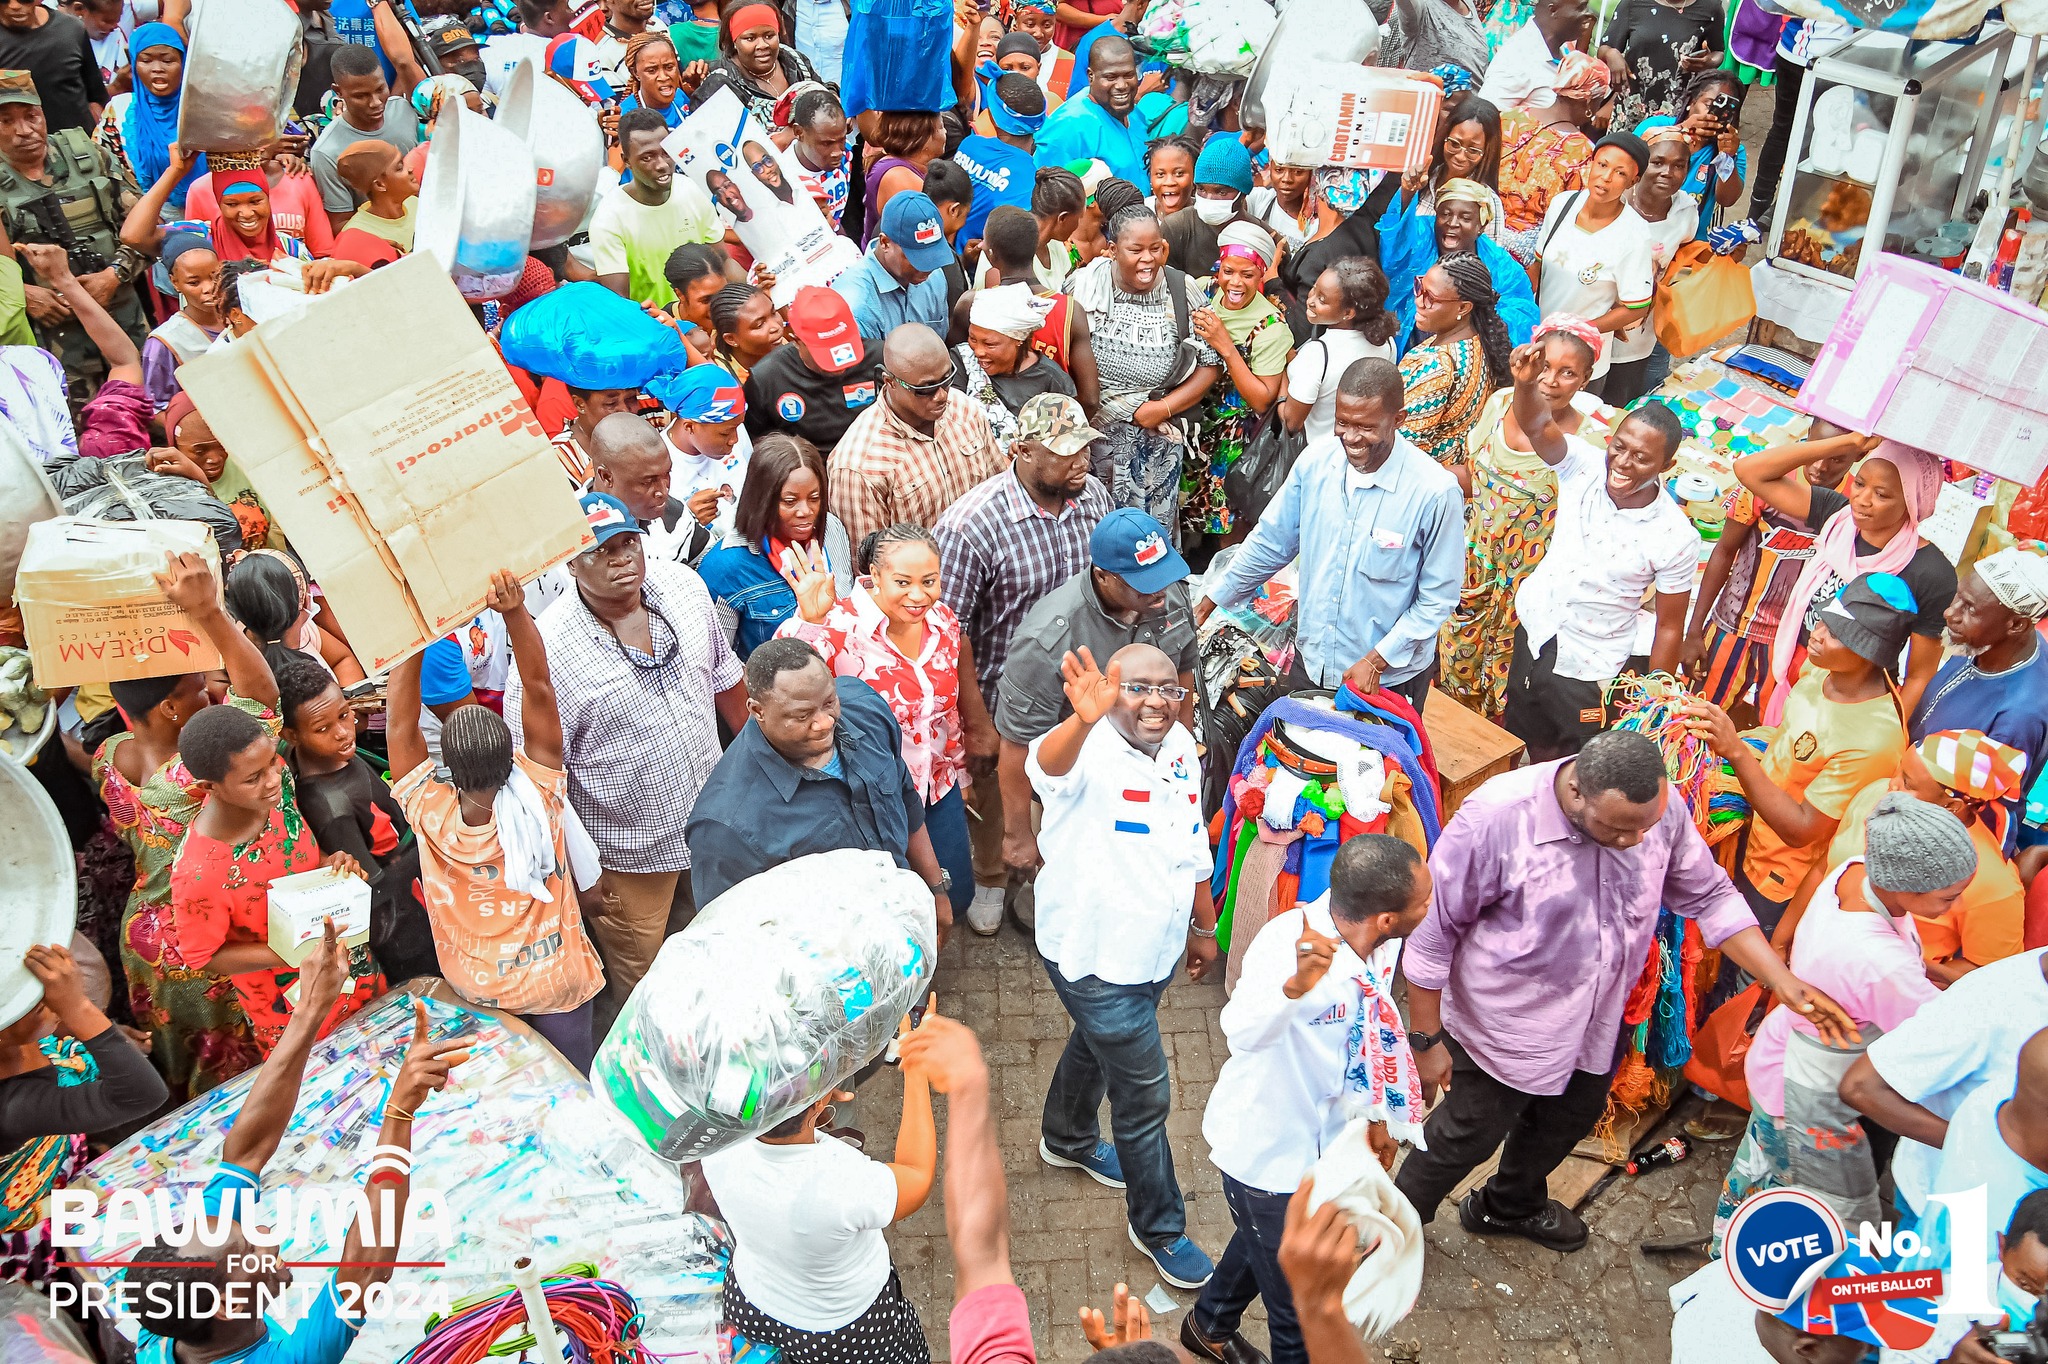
[788,286,863,373]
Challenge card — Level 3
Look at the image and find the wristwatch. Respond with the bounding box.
[1407,1029,1445,1052]
[929,870,953,895]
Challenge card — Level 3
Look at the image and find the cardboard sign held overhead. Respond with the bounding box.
[178,254,593,673]
[16,518,224,687]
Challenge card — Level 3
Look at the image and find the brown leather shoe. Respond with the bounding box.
[1180,1314,1269,1364]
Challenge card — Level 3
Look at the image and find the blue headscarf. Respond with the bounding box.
[124,24,205,206]
[976,60,1048,137]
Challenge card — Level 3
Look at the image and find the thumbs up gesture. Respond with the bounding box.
[1283,923,1341,1000]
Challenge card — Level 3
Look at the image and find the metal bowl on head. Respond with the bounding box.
[0,751,77,1029]
[497,58,606,251]
[177,0,305,152]
[416,107,539,301]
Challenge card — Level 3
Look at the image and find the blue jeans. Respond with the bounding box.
[926,786,974,920]
[1193,1175,1303,1364]
[1039,958,1184,1245]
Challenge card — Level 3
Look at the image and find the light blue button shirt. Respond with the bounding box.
[1208,436,1464,686]
[833,246,950,341]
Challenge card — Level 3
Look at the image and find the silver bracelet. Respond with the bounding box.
[1189,923,1218,940]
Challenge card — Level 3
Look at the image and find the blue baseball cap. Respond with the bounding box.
[1089,508,1188,594]
[878,191,955,271]
[580,490,646,544]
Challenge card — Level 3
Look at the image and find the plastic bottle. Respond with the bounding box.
[1994,228,2023,291]
[1626,1134,1690,1175]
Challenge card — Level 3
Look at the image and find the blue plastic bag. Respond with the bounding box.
[498,281,692,390]
[839,0,953,116]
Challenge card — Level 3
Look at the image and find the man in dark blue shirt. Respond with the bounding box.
[685,638,956,937]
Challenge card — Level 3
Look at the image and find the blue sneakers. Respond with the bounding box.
[1129,1224,1215,1290]
[1038,1137,1125,1188]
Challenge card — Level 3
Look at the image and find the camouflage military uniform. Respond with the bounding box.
[0,121,150,401]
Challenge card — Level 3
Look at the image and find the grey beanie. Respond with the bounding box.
[1864,792,1979,894]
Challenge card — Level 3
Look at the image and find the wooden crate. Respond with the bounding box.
[1422,687,1524,822]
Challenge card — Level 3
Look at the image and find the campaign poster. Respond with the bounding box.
[663,89,861,308]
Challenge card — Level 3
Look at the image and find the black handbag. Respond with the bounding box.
[1222,406,1309,533]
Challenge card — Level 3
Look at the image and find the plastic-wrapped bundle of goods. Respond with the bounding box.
[595,850,937,1162]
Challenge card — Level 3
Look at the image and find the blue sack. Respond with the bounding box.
[839,0,953,116]
[498,281,692,390]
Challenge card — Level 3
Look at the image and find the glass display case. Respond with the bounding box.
[1767,28,2014,286]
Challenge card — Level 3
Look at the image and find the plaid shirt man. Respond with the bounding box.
[935,468,1113,702]
[507,558,741,874]
[827,389,1007,547]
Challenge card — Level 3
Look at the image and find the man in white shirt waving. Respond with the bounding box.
[1028,642,1220,1292]
[1185,835,1433,1364]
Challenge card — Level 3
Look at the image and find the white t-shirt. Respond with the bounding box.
[699,1134,900,1332]
[1925,1074,2048,1268]
[1534,193,1655,378]
[1027,719,1209,986]
[1608,191,1698,365]
[664,425,755,544]
[1513,441,1698,681]
[1867,949,2048,1215]
[1667,1263,1777,1364]
[1287,330,1396,445]
[480,32,552,98]
[1245,187,1310,251]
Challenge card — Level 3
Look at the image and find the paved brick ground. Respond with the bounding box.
[861,916,1738,1363]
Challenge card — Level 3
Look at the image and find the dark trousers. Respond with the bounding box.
[1040,958,1185,1245]
[1192,1175,1304,1364]
[520,999,597,1074]
[1393,1036,1617,1224]
[1750,55,1806,223]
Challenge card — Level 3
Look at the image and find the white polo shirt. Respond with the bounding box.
[1513,443,1698,682]
[1027,718,1208,986]
[1203,896,1407,1195]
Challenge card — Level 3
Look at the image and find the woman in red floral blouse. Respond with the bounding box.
[777,523,1000,931]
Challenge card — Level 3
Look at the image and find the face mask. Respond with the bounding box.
[1194,196,1236,226]
[1999,1270,2040,1330]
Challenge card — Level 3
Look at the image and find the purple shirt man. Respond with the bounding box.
[1392,732,1856,1255]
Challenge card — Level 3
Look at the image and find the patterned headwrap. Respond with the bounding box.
[1012,0,1057,12]
[412,72,477,122]
[1635,113,1690,147]
[1976,543,2048,620]
[1919,730,2029,803]
[1551,49,1612,103]
[1314,166,1372,214]
[1435,177,1494,226]
[1533,313,1602,353]
[1430,63,1476,95]
[1216,219,1278,268]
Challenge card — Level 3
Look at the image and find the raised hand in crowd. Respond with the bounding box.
[1079,1282,1150,1351]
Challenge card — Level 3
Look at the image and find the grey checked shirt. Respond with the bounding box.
[507,559,742,874]
[934,468,1113,703]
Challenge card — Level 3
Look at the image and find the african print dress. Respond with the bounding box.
[92,695,273,1100]
[1184,297,1290,542]
[1438,388,1565,720]
[1396,336,1491,471]
[1,1037,94,1288]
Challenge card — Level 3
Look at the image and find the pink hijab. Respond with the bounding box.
[1763,440,1943,723]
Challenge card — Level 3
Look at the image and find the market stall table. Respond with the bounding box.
[65,983,729,1363]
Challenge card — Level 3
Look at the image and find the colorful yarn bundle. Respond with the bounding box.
[1594,911,1702,1158]
[1703,735,1770,846]
[401,1267,657,1364]
[1603,673,1719,838]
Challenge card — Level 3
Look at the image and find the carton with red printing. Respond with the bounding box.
[177,253,593,673]
[16,517,224,687]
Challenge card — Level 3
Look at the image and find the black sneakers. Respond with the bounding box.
[1457,1191,1590,1252]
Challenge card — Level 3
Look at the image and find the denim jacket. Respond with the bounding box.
[697,514,854,658]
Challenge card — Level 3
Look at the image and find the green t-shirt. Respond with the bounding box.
[587,180,722,307]
[0,257,37,347]
[1213,294,1291,375]
[669,18,722,66]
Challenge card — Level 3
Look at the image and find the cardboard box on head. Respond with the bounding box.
[177,253,594,674]
[16,518,225,688]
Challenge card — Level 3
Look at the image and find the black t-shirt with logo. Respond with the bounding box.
[742,339,886,457]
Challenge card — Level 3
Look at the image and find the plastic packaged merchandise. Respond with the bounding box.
[595,850,938,1162]
[70,989,729,1364]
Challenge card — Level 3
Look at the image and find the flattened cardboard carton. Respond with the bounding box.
[178,254,593,672]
